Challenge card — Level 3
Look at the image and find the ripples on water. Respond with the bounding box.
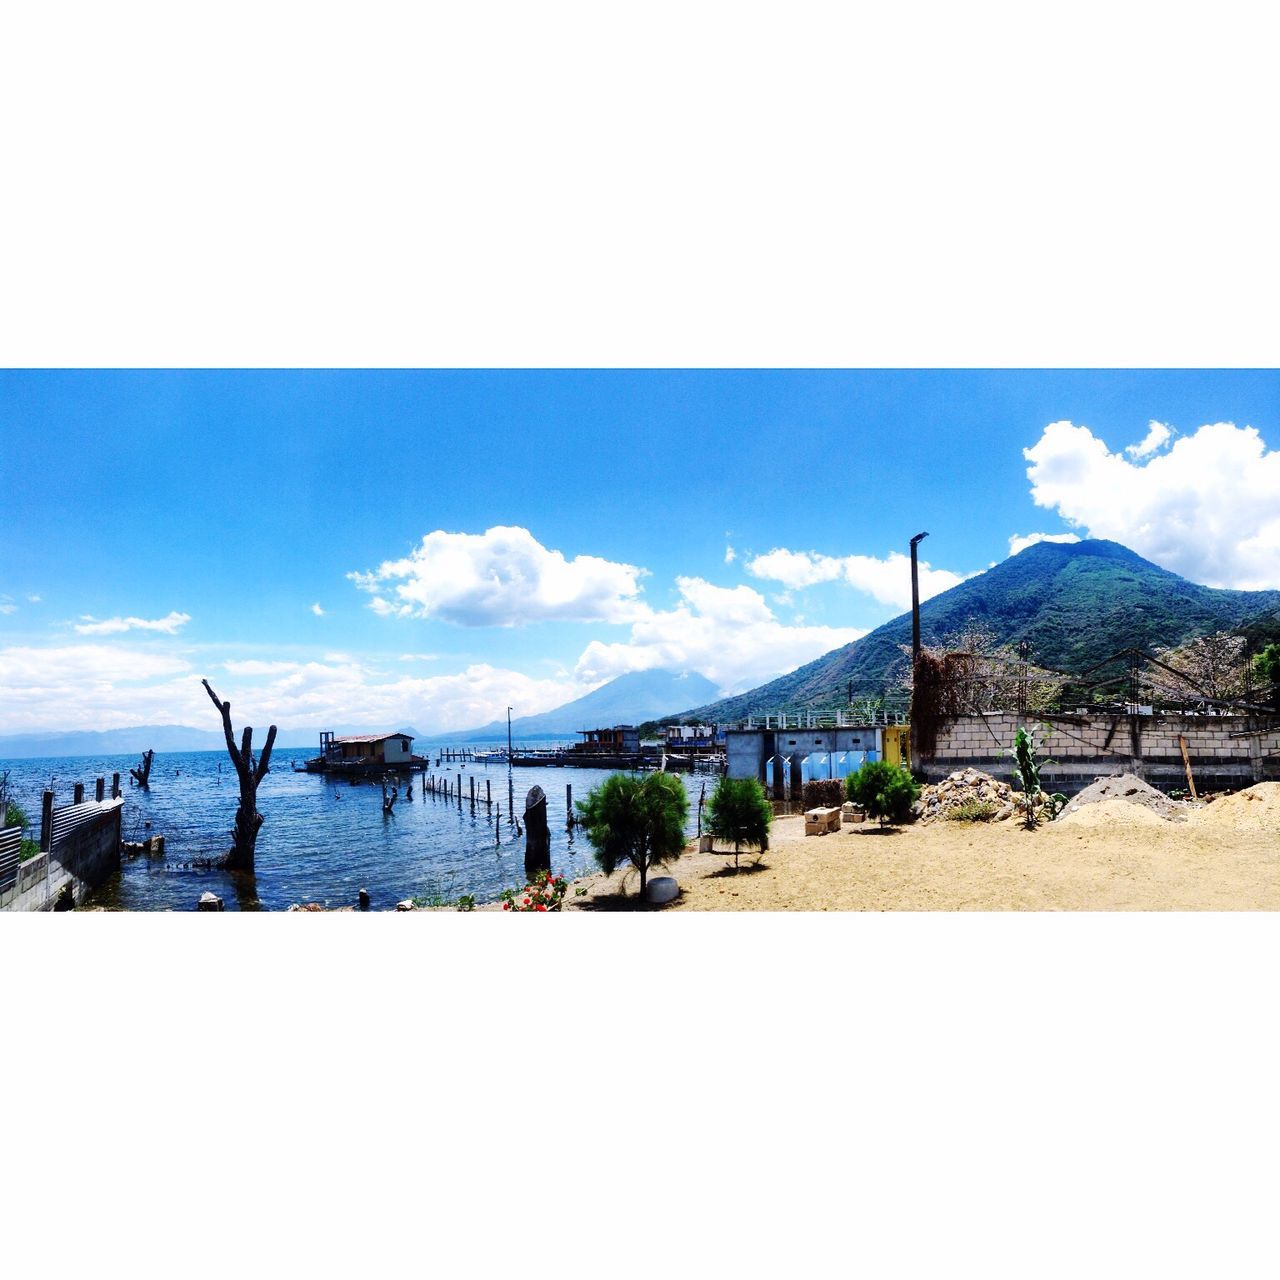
[0,748,709,911]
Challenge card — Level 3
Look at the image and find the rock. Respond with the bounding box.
[395,899,415,911]
[358,888,370,910]
[197,891,224,912]
[645,876,680,904]
[698,834,714,852]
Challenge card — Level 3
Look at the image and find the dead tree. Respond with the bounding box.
[201,679,277,873]
[130,749,155,788]
[382,777,397,816]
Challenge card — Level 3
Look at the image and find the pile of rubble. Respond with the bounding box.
[918,768,1057,825]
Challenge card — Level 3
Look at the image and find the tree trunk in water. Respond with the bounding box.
[203,679,276,874]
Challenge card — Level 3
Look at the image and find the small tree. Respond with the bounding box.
[1009,726,1043,829]
[576,771,688,900]
[1255,642,1280,708]
[706,776,772,871]
[846,760,919,827]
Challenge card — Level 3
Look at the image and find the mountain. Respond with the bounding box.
[430,669,722,743]
[0,724,326,760]
[681,539,1280,722]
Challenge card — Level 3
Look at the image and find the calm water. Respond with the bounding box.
[0,747,709,911]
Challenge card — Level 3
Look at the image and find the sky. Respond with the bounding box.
[2,368,1278,735]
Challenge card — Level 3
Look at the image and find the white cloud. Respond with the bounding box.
[398,653,441,662]
[573,577,864,694]
[310,603,325,616]
[0,604,16,616]
[349,526,646,627]
[746,548,969,609]
[27,595,41,603]
[1007,531,1081,557]
[0,635,597,735]
[1125,420,1174,460]
[724,544,736,564]
[0,644,201,732]
[1024,420,1280,589]
[204,659,592,734]
[75,611,191,636]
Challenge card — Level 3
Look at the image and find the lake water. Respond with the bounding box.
[0,747,711,911]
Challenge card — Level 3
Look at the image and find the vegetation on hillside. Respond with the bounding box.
[679,540,1280,722]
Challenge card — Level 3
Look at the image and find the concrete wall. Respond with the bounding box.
[1,803,121,912]
[920,711,1280,793]
[727,726,883,782]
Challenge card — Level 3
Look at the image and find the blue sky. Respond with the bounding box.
[3,368,1278,733]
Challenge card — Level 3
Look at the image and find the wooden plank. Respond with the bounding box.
[1178,734,1198,800]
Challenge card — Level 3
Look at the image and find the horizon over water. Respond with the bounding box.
[1,746,708,911]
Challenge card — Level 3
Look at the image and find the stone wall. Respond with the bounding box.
[919,711,1280,794]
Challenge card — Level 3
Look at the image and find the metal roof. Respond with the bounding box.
[333,732,414,744]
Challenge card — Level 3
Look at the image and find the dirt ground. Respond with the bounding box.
[565,784,1280,912]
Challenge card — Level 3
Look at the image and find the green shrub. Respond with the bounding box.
[5,800,39,860]
[706,776,772,870]
[845,760,920,827]
[577,772,689,899]
[946,799,998,822]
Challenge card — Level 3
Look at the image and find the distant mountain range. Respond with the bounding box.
[431,668,722,743]
[680,539,1280,722]
[0,724,329,760]
[0,670,723,759]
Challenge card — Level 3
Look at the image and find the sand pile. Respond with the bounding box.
[1056,797,1173,829]
[1189,782,1280,832]
[919,768,1057,824]
[1058,772,1187,822]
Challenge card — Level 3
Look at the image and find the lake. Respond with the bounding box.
[0,747,712,911]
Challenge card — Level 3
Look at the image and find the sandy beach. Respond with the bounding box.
[565,783,1280,912]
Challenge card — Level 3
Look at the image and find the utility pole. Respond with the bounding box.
[910,531,929,665]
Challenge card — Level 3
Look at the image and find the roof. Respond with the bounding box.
[333,732,414,744]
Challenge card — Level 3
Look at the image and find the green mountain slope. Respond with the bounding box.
[685,539,1280,721]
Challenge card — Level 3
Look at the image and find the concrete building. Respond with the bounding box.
[323,731,415,766]
[727,725,885,795]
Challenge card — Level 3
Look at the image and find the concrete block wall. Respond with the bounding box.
[922,711,1280,794]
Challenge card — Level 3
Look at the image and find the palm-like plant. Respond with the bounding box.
[576,772,689,899]
[706,776,772,871]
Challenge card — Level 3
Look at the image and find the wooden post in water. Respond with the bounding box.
[74,782,85,804]
[40,790,54,853]
[111,772,121,799]
[486,779,491,806]
[524,785,550,880]
[457,772,463,806]
[470,776,475,808]
[95,777,105,802]
[566,783,573,829]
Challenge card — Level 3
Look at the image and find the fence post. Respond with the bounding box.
[40,790,54,852]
